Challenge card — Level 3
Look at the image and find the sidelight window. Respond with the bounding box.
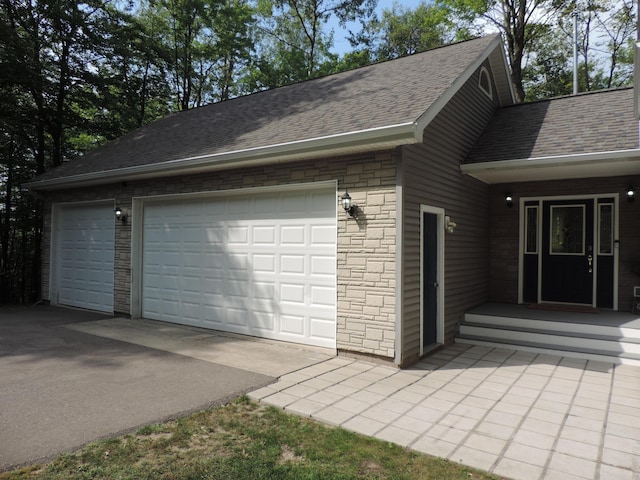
[598,203,613,255]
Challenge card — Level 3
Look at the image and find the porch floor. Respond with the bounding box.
[457,303,640,366]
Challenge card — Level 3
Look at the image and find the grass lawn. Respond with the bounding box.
[1,397,504,480]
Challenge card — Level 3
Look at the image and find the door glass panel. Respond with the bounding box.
[525,206,538,254]
[598,204,613,255]
[550,205,584,255]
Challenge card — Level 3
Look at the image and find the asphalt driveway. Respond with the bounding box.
[0,305,329,471]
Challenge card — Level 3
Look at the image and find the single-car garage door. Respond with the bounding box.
[56,203,115,313]
[141,187,337,348]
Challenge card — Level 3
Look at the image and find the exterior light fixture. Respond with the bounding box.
[505,194,513,208]
[114,207,127,224]
[445,215,457,234]
[627,186,635,202]
[341,190,356,218]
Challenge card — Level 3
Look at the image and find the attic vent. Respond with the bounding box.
[478,66,493,100]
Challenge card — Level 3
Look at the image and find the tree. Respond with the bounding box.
[522,25,574,100]
[255,0,376,82]
[577,0,636,89]
[365,1,460,60]
[439,0,560,102]
[142,0,256,109]
[523,0,636,100]
[0,0,150,303]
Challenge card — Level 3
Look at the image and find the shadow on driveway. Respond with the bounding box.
[0,305,281,471]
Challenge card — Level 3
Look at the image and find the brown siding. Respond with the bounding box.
[488,175,640,310]
[399,64,498,364]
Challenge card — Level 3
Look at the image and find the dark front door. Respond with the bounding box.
[423,212,438,347]
[541,199,594,304]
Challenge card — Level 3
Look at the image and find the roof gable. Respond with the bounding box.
[29,34,510,190]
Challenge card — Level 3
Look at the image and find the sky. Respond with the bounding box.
[328,0,427,55]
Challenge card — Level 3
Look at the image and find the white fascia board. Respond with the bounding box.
[414,35,508,136]
[461,149,640,184]
[27,122,418,191]
[489,42,516,106]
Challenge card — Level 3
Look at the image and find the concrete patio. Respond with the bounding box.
[249,344,640,480]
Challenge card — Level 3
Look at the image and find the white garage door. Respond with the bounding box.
[57,203,115,313]
[142,188,337,348]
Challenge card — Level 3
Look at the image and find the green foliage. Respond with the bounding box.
[253,0,376,84]
[364,1,457,60]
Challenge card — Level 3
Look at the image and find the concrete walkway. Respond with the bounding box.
[249,344,640,480]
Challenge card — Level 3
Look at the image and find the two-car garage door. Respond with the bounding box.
[141,188,337,348]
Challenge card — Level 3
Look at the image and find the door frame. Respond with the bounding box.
[517,193,619,310]
[420,205,445,355]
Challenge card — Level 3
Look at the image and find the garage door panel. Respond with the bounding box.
[311,225,337,244]
[281,226,305,245]
[202,307,224,324]
[311,286,336,307]
[252,254,275,272]
[228,226,249,244]
[280,283,305,304]
[311,255,336,275]
[204,227,224,244]
[310,318,336,339]
[56,204,114,313]
[227,307,249,326]
[281,255,305,275]
[251,311,275,331]
[142,188,336,348]
[280,314,305,335]
[253,226,275,244]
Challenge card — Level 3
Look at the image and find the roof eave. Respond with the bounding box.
[26,123,420,191]
[461,149,640,184]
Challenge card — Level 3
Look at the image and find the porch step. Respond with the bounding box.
[457,313,640,366]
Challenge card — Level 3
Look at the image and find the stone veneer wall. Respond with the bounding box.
[40,150,398,360]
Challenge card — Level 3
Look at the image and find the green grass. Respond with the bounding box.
[2,397,504,480]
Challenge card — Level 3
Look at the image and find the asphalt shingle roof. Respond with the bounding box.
[33,35,500,184]
[466,87,637,164]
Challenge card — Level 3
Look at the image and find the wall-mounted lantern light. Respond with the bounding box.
[114,207,127,224]
[445,215,457,234]
[627,186,635,202]
[341,190,357,218]
[505,194,514,208]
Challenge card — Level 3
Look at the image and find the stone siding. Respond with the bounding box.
[41,151,398,359]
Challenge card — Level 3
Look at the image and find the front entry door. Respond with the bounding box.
[541,199,594,304]
[422,212,438,347]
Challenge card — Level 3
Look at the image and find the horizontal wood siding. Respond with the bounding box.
[488,176,640,310]
[400,64,499,364]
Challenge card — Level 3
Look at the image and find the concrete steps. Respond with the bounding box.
[456,307,640,366]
